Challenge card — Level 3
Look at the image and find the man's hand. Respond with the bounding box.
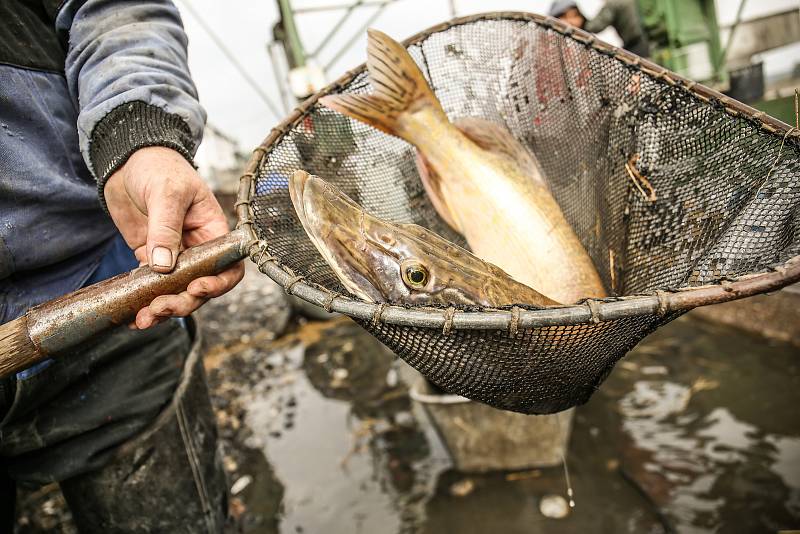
[104,146,245,329]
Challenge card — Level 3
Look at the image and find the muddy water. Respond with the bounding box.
[225,314,799,533]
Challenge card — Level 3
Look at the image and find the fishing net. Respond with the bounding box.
[237,12,800,414]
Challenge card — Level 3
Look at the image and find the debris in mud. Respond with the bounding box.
[640,365,669,376]
[505,469,542,482]
[330,367,349,388]
[13,485,75,534]
[449,478,476,497]
[539,494,570,519]
[231,475,253,496]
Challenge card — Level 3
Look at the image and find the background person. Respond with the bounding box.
[549,0,651,58]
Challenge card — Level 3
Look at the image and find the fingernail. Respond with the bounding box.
[152,247,173,268]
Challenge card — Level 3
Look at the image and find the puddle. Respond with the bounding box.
[611,319,800,533]
[216,313,799,533]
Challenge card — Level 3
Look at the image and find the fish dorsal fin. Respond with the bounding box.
[454,117,546,186]
[320,29,445,139]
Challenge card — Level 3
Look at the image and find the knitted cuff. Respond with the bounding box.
[89,101,196,212]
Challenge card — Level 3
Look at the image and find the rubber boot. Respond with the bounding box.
[60,318,228,533]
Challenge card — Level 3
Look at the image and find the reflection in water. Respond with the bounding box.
[232,315,799,533]
[617,319,800,533]
[621,393,800,533]
[233,446,285,534]
[302,322,438,532]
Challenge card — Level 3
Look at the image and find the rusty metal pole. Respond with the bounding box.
[0,229,250,377]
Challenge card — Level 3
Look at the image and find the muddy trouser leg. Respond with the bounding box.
[62,318,227,533]
[0,317,228,533]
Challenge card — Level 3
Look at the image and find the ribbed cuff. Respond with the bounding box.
[89,101,196,213]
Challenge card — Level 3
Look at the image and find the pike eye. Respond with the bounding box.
[402,262,428,288]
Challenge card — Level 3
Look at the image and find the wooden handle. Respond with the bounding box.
[25,228,250,357]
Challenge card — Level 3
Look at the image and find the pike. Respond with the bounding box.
[289,170,558,307]
[320,29,606,303]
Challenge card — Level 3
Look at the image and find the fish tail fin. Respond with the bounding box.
[320,28,445,139]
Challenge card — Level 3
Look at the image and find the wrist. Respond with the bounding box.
[89,101,197,213]
[104,146,201,211]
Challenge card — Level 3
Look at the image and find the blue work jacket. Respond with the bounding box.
[0,0,206,323]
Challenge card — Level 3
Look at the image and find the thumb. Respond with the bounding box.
[146,189,190,273]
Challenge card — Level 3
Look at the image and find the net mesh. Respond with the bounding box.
[249,15,800,414]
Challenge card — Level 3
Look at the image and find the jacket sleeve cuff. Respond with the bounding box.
[89,101,197,212]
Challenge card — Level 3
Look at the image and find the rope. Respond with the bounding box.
[323,291,341,313]
[586,300,602,324]
[178,2,282,119]
[442,307,456,335]
[372,303,387,326]
[283,276,304,295]
[254,244,277,268]
[509,306,521,336]
[655,290,670,316]
[258,254,277,269]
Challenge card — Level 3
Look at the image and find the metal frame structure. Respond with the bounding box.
[271,0,458,97]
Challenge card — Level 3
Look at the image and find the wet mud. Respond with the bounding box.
[15,263,800,533]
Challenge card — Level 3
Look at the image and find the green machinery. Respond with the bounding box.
[637,0,728,87]
[636,0,799,124]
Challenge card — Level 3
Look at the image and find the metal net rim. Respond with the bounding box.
[234,11,800,332]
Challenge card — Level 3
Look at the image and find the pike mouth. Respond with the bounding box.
[289,171,387,302]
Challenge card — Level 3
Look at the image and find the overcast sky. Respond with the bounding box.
[172,0,800,161]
